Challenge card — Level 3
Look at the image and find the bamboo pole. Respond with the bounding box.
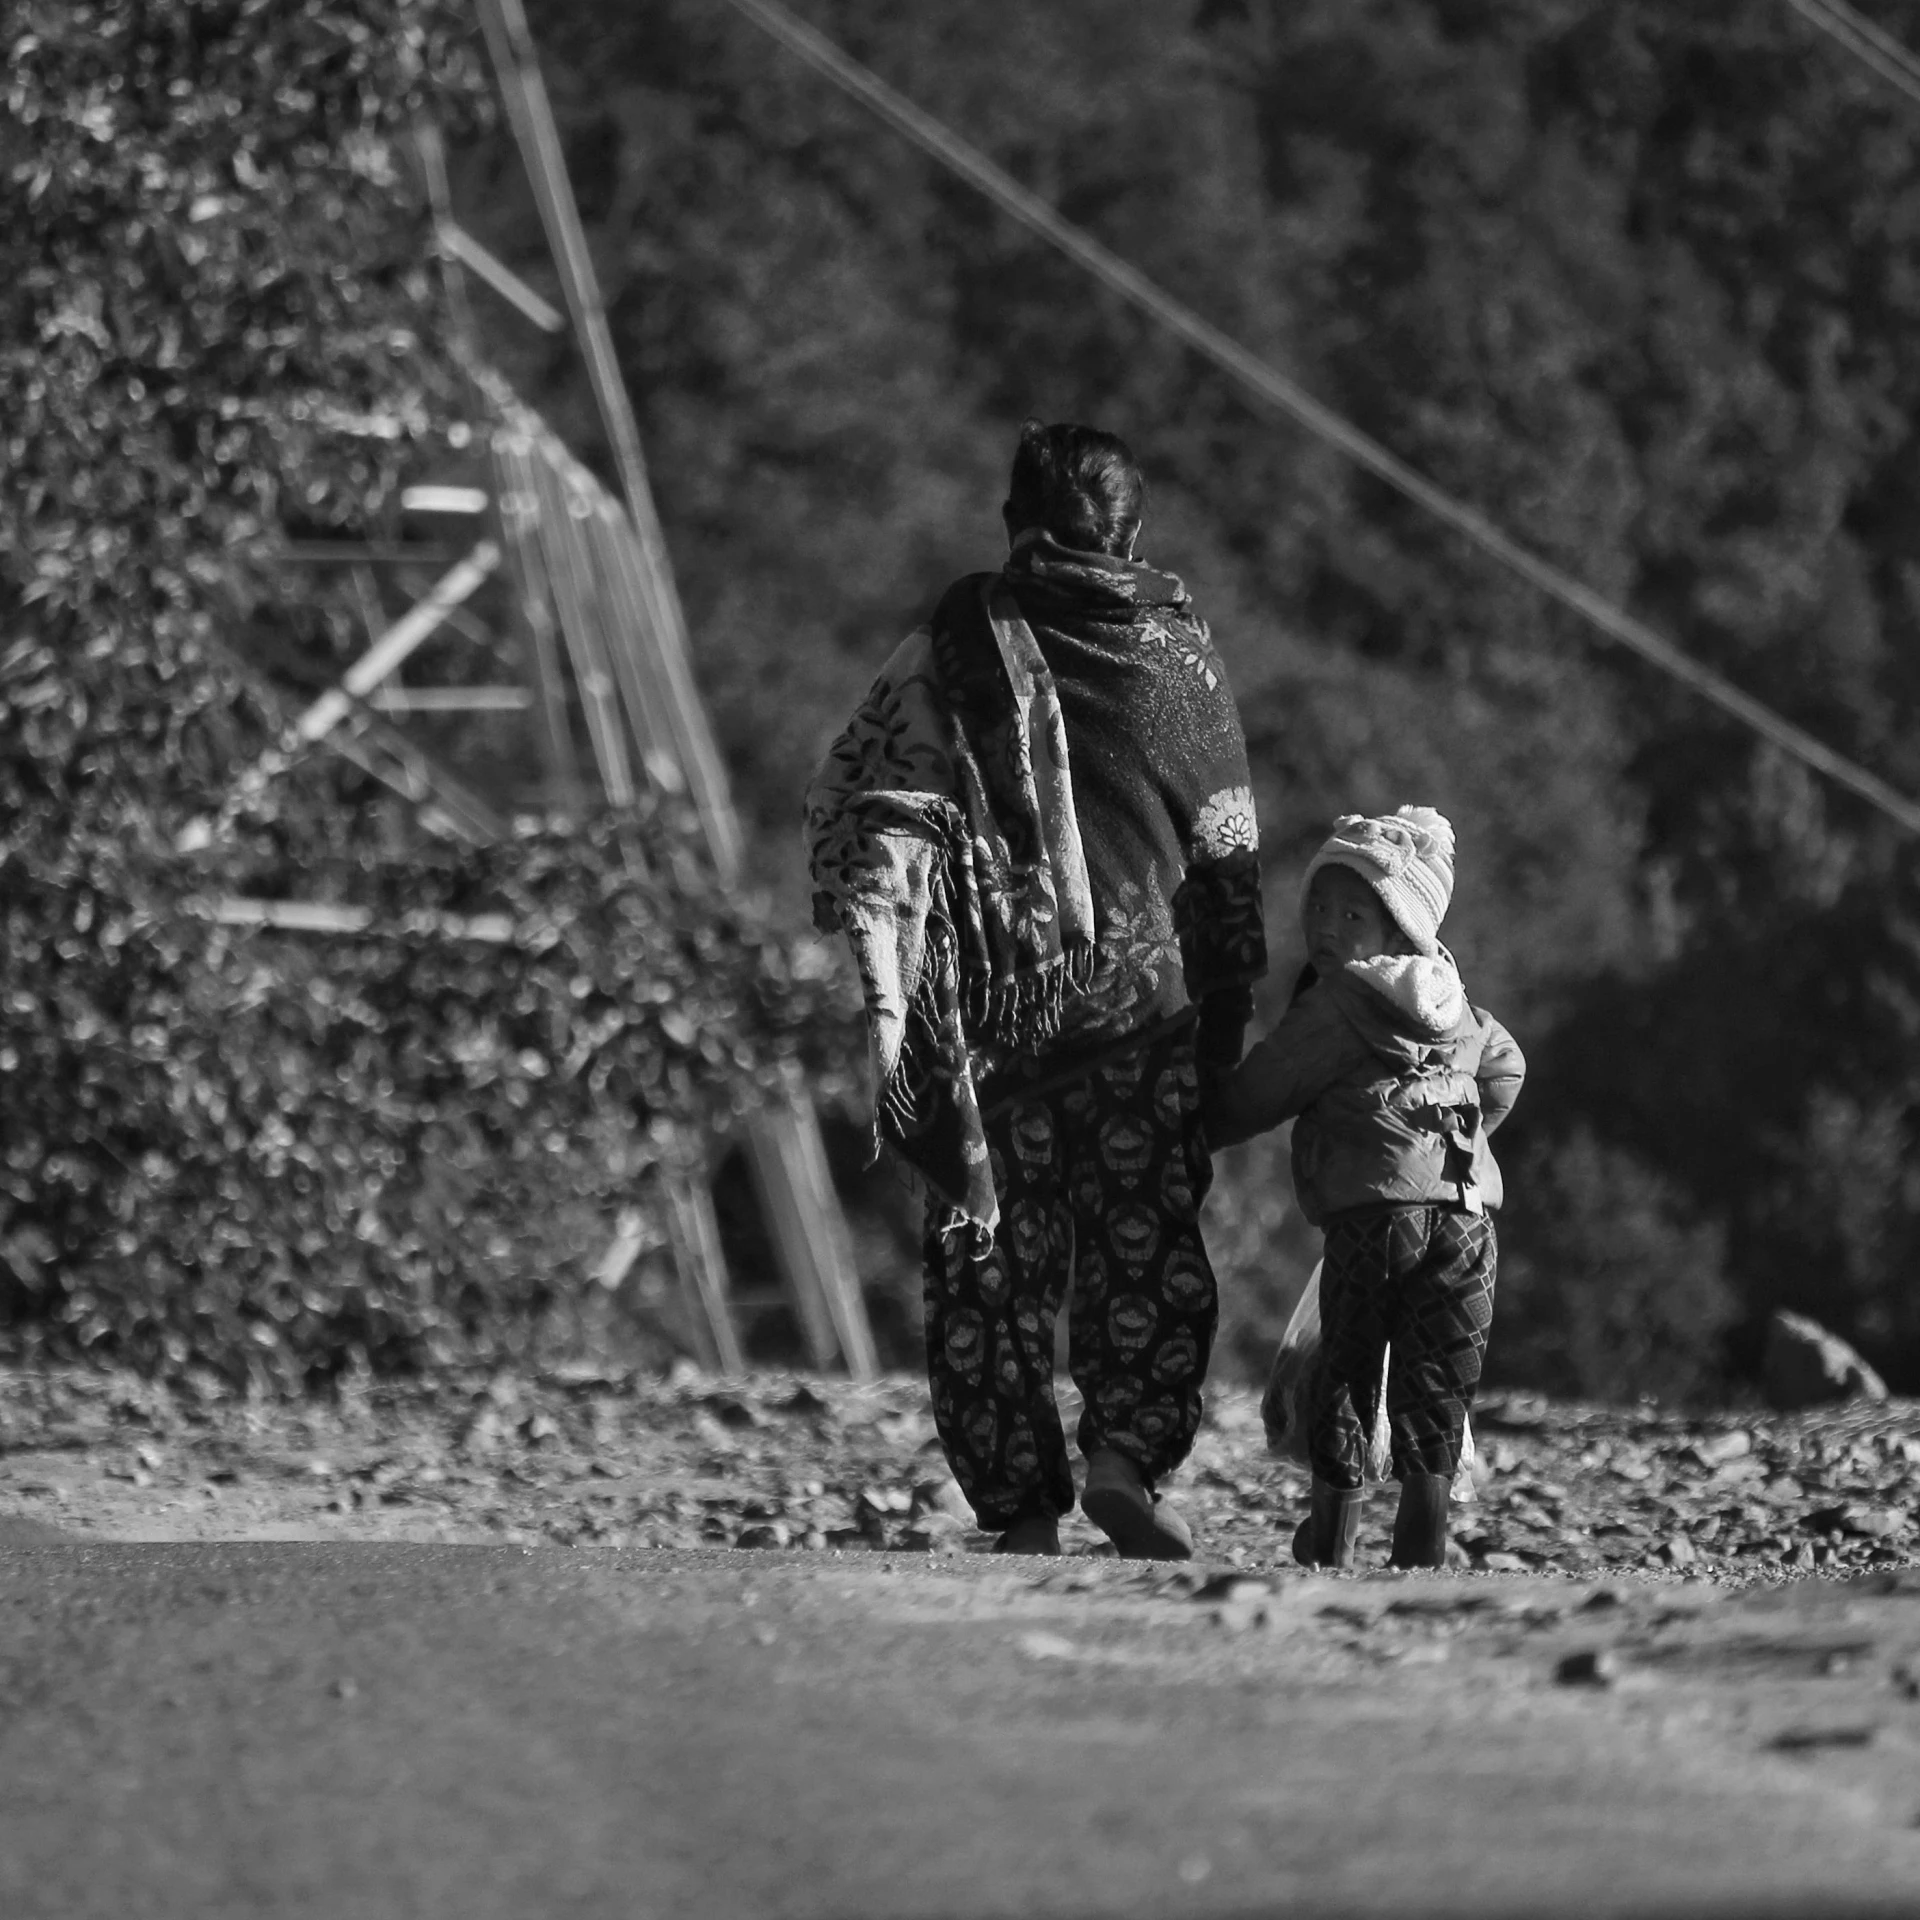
[369,685,534,714]
[204,898,516,943]
[579,492,691,790]
[208,547,506,842]
[199,637,503,844]
[494,437,597,798]
[474,0,743,875]
[774,1064,878,1380]
[420,119,581,807]
[490,454,585,800]
[518,437,637,803]
[290,543,501,745]
[745,1116,842,1373]
[437,219,568,333]
[667,1177,747,1375]
[475,2,874,1376]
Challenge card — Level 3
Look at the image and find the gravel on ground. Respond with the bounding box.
[2,1362,1914,1583]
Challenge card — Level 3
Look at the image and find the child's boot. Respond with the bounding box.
[1388,1471,1451,1569]
[1291,1478,1365,1568]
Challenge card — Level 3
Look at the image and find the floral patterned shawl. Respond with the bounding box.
[806,532,1266,1239]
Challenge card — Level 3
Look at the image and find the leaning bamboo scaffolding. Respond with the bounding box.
[581,492,692,794]
[507,434,636,804]
[471,2,876,1378]
[476,0,743,879]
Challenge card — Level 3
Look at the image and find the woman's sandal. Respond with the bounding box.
[1081,1449,1195,1561]
[994,1512,1062,1555]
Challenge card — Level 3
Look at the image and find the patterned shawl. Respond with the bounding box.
[807,532,1265,1239]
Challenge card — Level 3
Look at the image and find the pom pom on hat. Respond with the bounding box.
[1300,805,1456,956]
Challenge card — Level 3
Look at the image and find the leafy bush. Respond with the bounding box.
[0,6,869,1386]
[0,779,859,1387]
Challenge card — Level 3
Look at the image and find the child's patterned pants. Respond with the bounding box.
[1309,1203,1496,1492]
[922,1025,1217,1531]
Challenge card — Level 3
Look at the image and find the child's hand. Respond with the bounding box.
[1196,1060,1244,1149]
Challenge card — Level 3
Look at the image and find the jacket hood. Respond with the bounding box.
[1329,951,1475,1067]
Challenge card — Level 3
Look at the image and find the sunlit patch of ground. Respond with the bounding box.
[2,1363,1913,1583]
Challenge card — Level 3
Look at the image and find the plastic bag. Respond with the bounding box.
[1260,1259,1477,1503]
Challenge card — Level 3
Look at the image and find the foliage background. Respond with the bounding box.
[0,2,854,1385]
[7,0,1920,1396]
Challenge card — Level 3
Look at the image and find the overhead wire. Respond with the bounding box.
[719,0,1920,836]
[1784,0,1920,108]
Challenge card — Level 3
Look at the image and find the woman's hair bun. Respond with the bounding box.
[1005,420,1145,559]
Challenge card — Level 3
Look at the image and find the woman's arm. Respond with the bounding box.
[1167,641,1268,1076]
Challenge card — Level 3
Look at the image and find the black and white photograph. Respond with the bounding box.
[6,2,1920,1914]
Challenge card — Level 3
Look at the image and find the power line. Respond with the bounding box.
[1785,0,1920,108]
[720,0,1920,837]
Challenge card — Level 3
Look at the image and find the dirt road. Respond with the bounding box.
[4,1364,1920,1916]
[2,1537,1919,1918]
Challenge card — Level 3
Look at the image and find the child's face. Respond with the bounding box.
[1302,865,1409,974]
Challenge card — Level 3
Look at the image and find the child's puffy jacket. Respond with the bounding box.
[1203,952,1524,1225]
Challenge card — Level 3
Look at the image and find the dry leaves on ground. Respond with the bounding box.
[1,1363,1915,1583]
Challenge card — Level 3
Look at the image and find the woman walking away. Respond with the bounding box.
[807,421,1265,1559]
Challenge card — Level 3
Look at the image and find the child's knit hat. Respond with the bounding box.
[1300,805,1456,956]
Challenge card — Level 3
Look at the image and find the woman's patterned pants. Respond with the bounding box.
[1309,1203,1496,1492]
[922,1026,1217,1531]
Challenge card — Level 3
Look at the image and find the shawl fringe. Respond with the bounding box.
[965,937,1099,1049]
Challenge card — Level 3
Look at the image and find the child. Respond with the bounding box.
[1204,806,1523,1569]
